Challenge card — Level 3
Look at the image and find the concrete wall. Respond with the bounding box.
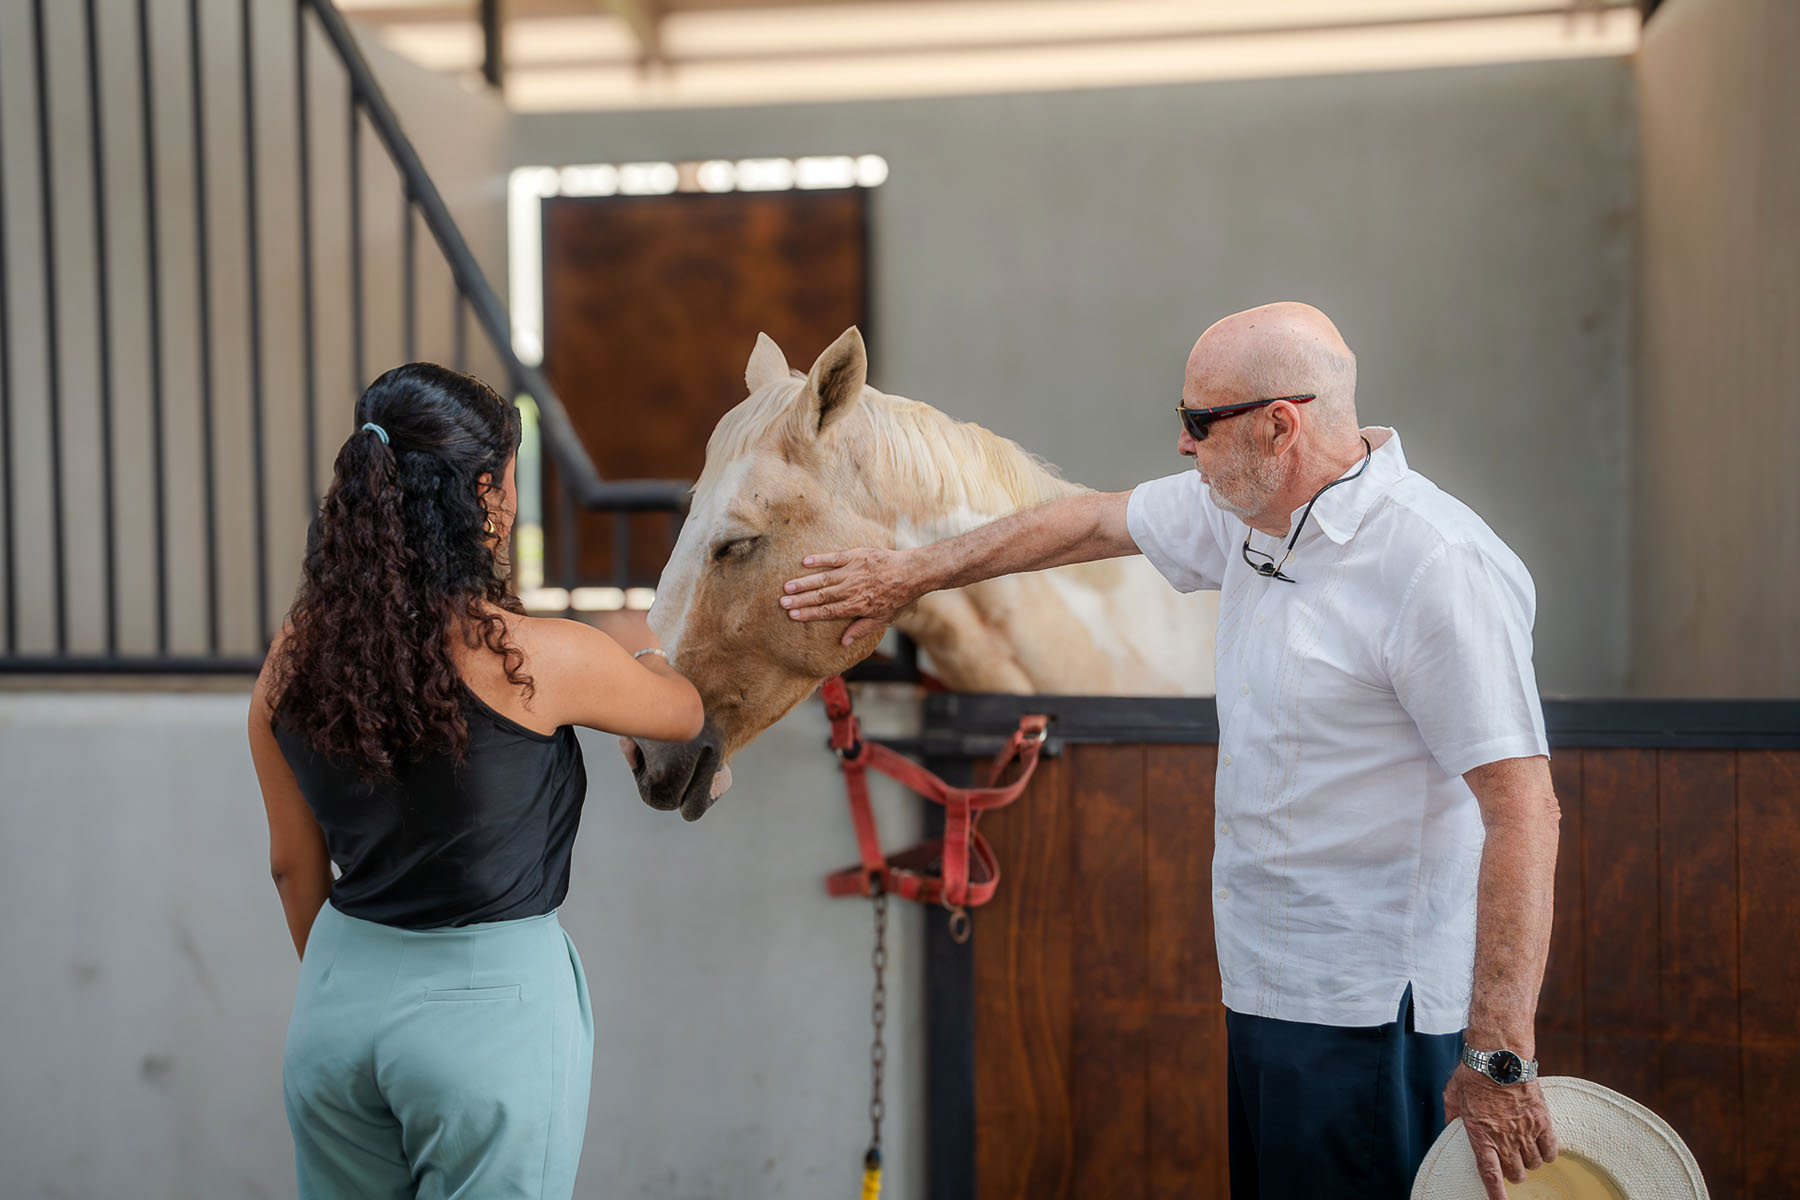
[0,1,510,660]
[0,687,928,1200]
[515,57,1639,697]
[1631,0,1800,696]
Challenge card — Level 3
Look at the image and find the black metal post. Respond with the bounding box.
[559,485,576,589]
[612,511,629,587]
[84,0,120,654]
[0,28,15,653]
[189,0,220,654]
[296,0,318,510]
[32,0,68,654]
[139,0,170,654]
[349,88,364,397]
[241,0,270,646]
[481,0,504,89]
[403,185,416,363]
[453,292,468,372]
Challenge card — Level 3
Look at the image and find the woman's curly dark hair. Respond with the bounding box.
[269,363,530,778]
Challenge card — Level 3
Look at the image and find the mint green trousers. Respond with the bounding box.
[282,901,594,1200]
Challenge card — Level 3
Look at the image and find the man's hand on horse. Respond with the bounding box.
[1443,1066,1558,1200]
[781,547,914,646]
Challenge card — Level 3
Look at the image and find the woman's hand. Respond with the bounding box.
[780,548,919,646]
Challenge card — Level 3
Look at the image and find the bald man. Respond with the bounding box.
[780,303,1560,1200]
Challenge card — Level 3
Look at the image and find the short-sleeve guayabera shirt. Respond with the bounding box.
[1125,427,1548,1034]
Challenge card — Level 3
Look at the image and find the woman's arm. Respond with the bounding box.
[529,615,706,742]
[248,647,334,959]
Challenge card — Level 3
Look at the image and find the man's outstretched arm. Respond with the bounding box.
[781,489,1138,645]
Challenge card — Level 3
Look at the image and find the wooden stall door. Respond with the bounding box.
[974,743,1230,1200]
[972,746,1800,1200]
[540,188,867,585]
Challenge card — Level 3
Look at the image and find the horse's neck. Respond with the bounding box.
[872,405,1214,696]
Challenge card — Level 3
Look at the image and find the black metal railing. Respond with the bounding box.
[0,0,687,674]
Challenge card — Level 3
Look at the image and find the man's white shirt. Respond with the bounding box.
[1125,427,1548,1035]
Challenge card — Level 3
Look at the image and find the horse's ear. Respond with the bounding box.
[745,332,790,393]
[802,326,867,437]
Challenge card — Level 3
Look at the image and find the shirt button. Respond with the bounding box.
[1256,613,1267,625]
[1216,888,1230,901]
[1240,683,1250,696]
[1221,752,1232,765]
[1218,823,1230,837]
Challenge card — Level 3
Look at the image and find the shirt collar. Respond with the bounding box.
[1294,427,1405,545]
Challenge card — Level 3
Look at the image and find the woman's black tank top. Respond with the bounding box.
[274,683,587,930]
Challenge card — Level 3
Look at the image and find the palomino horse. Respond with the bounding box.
[627,327,1218,819]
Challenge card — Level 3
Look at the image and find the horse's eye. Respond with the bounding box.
[712,536,760,562]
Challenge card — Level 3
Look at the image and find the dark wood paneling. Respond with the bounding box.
[540,189,866,583]
[1658,750,1742,1197]
[1581,748,1662,1106]
[1539,750,1586,1077]
[1144,745,1228,1200]
[1069,745,1149,1200]
[1738,751,1800,1199]
[974,754,1075,1200]
[965,739,1799,1200]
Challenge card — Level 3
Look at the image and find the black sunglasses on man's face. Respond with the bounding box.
[1176,393,1316,442]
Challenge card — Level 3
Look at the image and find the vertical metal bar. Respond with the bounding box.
[558,485,575,589]
[84,0,120,654]
[349,86,363,396]
[240,0,269,646]
[31,0,68,654]
[189,0,220,653]
[481,0,504,89]
[295,0,318,510]
[139,0,170,654]
[402,182,415,362]
[453,292,468,372]
[612,511,628,588]
[0,27,15,652]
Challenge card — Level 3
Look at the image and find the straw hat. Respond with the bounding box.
[1411,1076,1708,1200]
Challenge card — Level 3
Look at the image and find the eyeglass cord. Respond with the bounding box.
[1244,436,1374,581]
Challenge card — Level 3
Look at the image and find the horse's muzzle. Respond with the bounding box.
[626,722,729,821]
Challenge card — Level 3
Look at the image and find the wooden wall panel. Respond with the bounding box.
[967,742,1799,1200]
[1068,745,1149,1200]
[1658,749,1742,1196]
[974,754,1075,1200]
[540,189,866,584]
[1738,751,1800,1199]
[1144,745,1228,1200]
[1581,748,1662,1106]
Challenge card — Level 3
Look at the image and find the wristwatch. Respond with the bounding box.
[1461,1046,1538,1086]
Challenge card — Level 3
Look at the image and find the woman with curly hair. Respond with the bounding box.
[246,363,702,1199]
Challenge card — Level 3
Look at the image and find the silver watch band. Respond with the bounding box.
[1461,1045,1539,1085]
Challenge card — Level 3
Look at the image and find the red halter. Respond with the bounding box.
[820,676,1049,916]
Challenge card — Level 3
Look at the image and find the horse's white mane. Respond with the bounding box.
[697,375,1083,519]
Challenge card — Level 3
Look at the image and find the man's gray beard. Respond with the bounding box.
[1208,439,1283,520]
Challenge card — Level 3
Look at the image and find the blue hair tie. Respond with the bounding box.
[361,422,389,445]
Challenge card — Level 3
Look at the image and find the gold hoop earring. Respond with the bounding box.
[484,516,496,537]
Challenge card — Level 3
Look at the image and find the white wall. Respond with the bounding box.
[515,58,1639,697]
[1631,0,1800,696]
[0,688,928,1200]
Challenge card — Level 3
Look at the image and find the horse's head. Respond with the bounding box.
[626,327,891,819]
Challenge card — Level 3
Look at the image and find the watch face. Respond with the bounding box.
[1488,1050,1525,1085]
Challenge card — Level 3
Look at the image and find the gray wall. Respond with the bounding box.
[0,688,928,1200]
[1632,0,1800,696]
[0,1,510,660]
[515,58,1639,697]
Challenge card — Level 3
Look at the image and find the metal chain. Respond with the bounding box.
[869,889,888,1154]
